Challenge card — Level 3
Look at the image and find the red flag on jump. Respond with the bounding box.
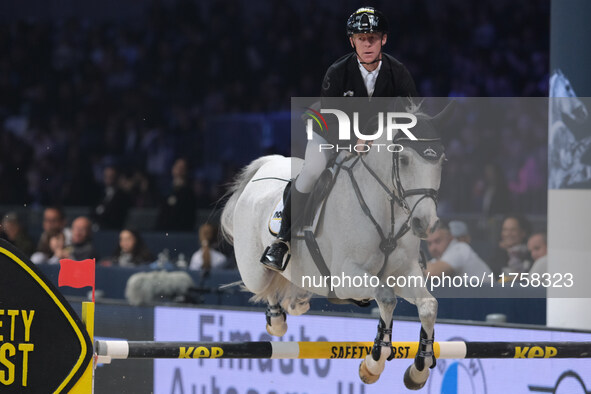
[59,258,96,302]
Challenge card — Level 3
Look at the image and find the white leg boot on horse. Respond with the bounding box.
[359,286,397,384]
[265,297,288,337]
[404,294,438,390]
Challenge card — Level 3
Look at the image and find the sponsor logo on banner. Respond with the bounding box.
[427,337,487,394]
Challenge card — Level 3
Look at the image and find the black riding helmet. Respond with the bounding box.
[346,7,389,36]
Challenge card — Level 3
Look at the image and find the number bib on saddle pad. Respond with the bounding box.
[268,199,284,236]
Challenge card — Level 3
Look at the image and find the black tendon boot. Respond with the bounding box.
[261,186,309,271]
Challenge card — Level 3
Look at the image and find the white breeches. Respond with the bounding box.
[294,133,332,193]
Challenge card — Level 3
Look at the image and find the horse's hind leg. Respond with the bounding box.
[359,285,397,384]
[265,296,288,337]
[404,290,438,390]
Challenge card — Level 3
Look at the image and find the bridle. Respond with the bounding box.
[337,136,443,269]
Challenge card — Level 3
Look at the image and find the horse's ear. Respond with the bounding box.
[431,100,456,130]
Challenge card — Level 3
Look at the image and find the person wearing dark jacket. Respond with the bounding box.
[93,166,131,230]
[261,7,418,271]
[156,158,197,231]
[70,216,98,261]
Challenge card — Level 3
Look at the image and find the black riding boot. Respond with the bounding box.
[261,186,309,271]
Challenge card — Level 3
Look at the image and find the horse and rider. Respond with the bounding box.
[261,7,419,272]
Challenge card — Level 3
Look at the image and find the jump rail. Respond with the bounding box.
[95,340,591,360]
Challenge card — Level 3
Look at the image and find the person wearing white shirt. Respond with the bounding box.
[527,232,547,275]
[189,248,228,270]
[189,223,228,271]
[425,222,492,278]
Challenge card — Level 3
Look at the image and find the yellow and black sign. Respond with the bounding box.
[0,239,92,393]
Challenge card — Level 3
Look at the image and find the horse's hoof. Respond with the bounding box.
[266,322,287,337]
[358,360,380,384]
[403,365,429,390]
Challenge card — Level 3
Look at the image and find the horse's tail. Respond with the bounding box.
[220,155,280,244]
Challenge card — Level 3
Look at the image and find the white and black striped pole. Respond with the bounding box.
[95,340,591,360]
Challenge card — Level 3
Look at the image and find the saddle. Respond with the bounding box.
[267,153,371,306]
[268,157,341,238]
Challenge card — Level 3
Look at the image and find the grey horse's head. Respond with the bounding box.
[550,70,588,124]
[391,101,453,239]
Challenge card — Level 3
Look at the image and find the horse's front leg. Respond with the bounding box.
[404,288,438,390]
[358,285,397,384]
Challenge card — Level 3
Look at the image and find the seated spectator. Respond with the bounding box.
[93,166,131,230]
[448,220,471,244]
[32,206,71,264]
[46,232,71,265]
[156,158,197,231]
[425,221,492,278]
[110,229,154,267]
[70,216,98,260]
[31,231,70,265]
[492,214,532,275]
[190,223,228,271]
[528,232,547,275]
[1,212,35,256]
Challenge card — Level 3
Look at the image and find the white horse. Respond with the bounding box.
[549,70,590,188]
[221,104,452,389]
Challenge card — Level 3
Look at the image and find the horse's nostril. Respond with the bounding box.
[412,217,422,230]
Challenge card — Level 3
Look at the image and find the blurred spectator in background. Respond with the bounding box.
[473,163,512,216]
[108,229,154,267]
[120,169,160,208]
[45,232,70,265]
[528,232,547,275]
[156,158,196,231]
[1,212,35,256]
[448,220,471,244]
[0,1,551,216]
[425,221,491,278]
[492,214,532,275]
[93,166,131,230]
[33,206,71,263]
[190,223,228,271]
[70,216,97,260]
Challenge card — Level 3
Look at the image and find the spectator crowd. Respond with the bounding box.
[0,0,552,289]
[0,0,550,215]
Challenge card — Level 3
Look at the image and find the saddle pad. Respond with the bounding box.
[267,195,327,237]
[268,159,341,237]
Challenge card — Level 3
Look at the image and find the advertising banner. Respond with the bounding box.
[154,306,591,394]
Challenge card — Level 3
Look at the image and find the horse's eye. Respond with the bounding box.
[400,156,409,166]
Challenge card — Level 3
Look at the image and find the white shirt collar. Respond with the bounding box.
[357,59,382,97]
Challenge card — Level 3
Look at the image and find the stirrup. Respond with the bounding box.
[260,240,291,272]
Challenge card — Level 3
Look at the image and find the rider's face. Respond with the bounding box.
[350,33,387,64]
